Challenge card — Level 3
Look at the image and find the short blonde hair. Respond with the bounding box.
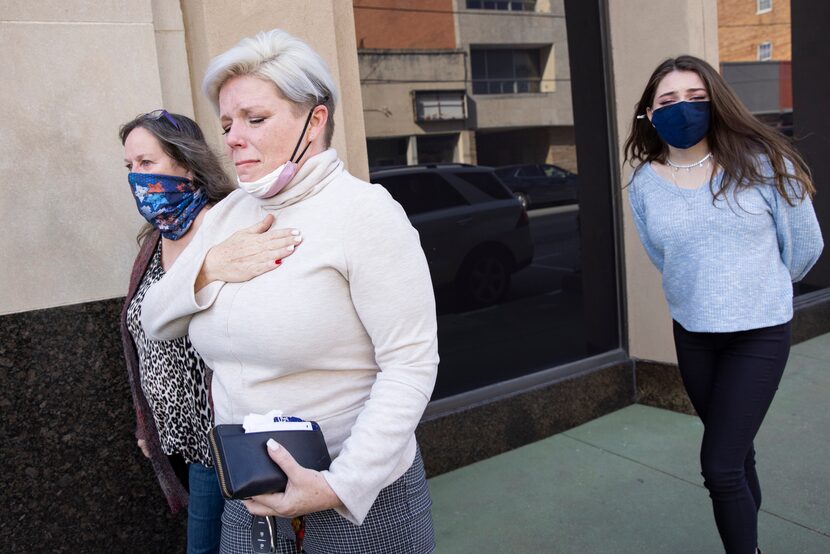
[202,29,338,146]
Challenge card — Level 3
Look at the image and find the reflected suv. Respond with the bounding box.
[371,164,534,309]
[494,164,578,210]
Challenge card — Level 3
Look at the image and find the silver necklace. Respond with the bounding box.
[667,152,712,171]
[667,155,712,210]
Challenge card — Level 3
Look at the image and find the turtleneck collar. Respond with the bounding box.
[258,148,343,211]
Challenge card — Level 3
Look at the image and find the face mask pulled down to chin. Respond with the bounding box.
[237,162,298,199]
[236,102,323,199]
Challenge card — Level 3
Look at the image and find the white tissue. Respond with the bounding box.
[242,410,313,433]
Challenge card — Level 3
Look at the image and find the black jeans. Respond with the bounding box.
[673,320,791,554]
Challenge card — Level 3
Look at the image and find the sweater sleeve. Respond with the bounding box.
[769,181,824,282]
[140,225,227,341]
[627,173,665,272]
[320,184,439,525]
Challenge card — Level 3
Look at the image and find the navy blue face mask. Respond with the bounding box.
[650,100,711,149]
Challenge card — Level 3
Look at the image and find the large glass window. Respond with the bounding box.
[471,49,541,94]
[354,1,621,400]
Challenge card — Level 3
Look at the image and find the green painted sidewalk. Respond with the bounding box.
[429,334,830,553]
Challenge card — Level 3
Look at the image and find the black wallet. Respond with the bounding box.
[208,423,332,500]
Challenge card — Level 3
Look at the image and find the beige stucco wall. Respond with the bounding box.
[609,0,719,363]
[0,0,162,315]
[0,0,368,316]
[151,0,194,116]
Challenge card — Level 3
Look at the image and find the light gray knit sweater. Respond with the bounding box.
[628,158,823,332]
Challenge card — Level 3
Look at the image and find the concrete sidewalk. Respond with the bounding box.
[429,333,830,553]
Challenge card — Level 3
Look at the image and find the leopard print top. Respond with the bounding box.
[126,244,212,466]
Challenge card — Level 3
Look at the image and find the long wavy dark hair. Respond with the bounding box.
[119,111,235,243]
[624,55,814,205]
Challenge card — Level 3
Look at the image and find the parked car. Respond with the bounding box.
[494,164,578,210]
[371,164,534,309]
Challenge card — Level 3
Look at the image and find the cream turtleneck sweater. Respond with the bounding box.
[141,149,439,525]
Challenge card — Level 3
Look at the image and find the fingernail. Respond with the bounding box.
[294,235,303,243]
[274,259,282,265]
[291,229,300,236]
[287,244,295,252]
[267,439,280,451]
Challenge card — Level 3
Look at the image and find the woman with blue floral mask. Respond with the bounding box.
[119,110,299,553]
[625,55,823,554]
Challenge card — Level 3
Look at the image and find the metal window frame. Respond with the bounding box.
[412,90,468,122]
[470,47,543,95]
[758,41,773,61]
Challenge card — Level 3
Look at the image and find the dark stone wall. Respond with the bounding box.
[635,360,696,416]
[417,361,636,476]
[0,299,186,553]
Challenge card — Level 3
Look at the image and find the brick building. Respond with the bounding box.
[718,0,792,131]
[718,0,791,61]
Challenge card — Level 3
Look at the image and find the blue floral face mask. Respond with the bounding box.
[128,173,207,240]
[651,100,711,149]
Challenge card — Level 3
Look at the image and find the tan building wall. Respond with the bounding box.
[354,0,456,49]
[359,50,467,138]
[0,0,368,316]
[718,0,791,61]
[455,0,566,44]
[609,0,719,364]
[0,1,165,316]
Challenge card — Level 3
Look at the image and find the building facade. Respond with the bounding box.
[718,0,792,132]
[718,0,791,62]
[355,0,576,171]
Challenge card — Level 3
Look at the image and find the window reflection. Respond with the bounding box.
[471,49,542,95]
[354,0,610,398]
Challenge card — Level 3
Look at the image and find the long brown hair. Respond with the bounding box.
[623,55,814,204]
[119,111,235,243]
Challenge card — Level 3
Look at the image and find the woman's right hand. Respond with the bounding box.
[195,214,301,291]
[137,439,151,459]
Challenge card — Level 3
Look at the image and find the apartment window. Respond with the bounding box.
[466,0,535,11]
[471,48,542,94]
[758,41,773,61]
[367,137,408,168]
[757,0,772,14]
[414,91,467,122]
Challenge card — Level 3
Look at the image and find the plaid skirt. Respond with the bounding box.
[219,448,434,554]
